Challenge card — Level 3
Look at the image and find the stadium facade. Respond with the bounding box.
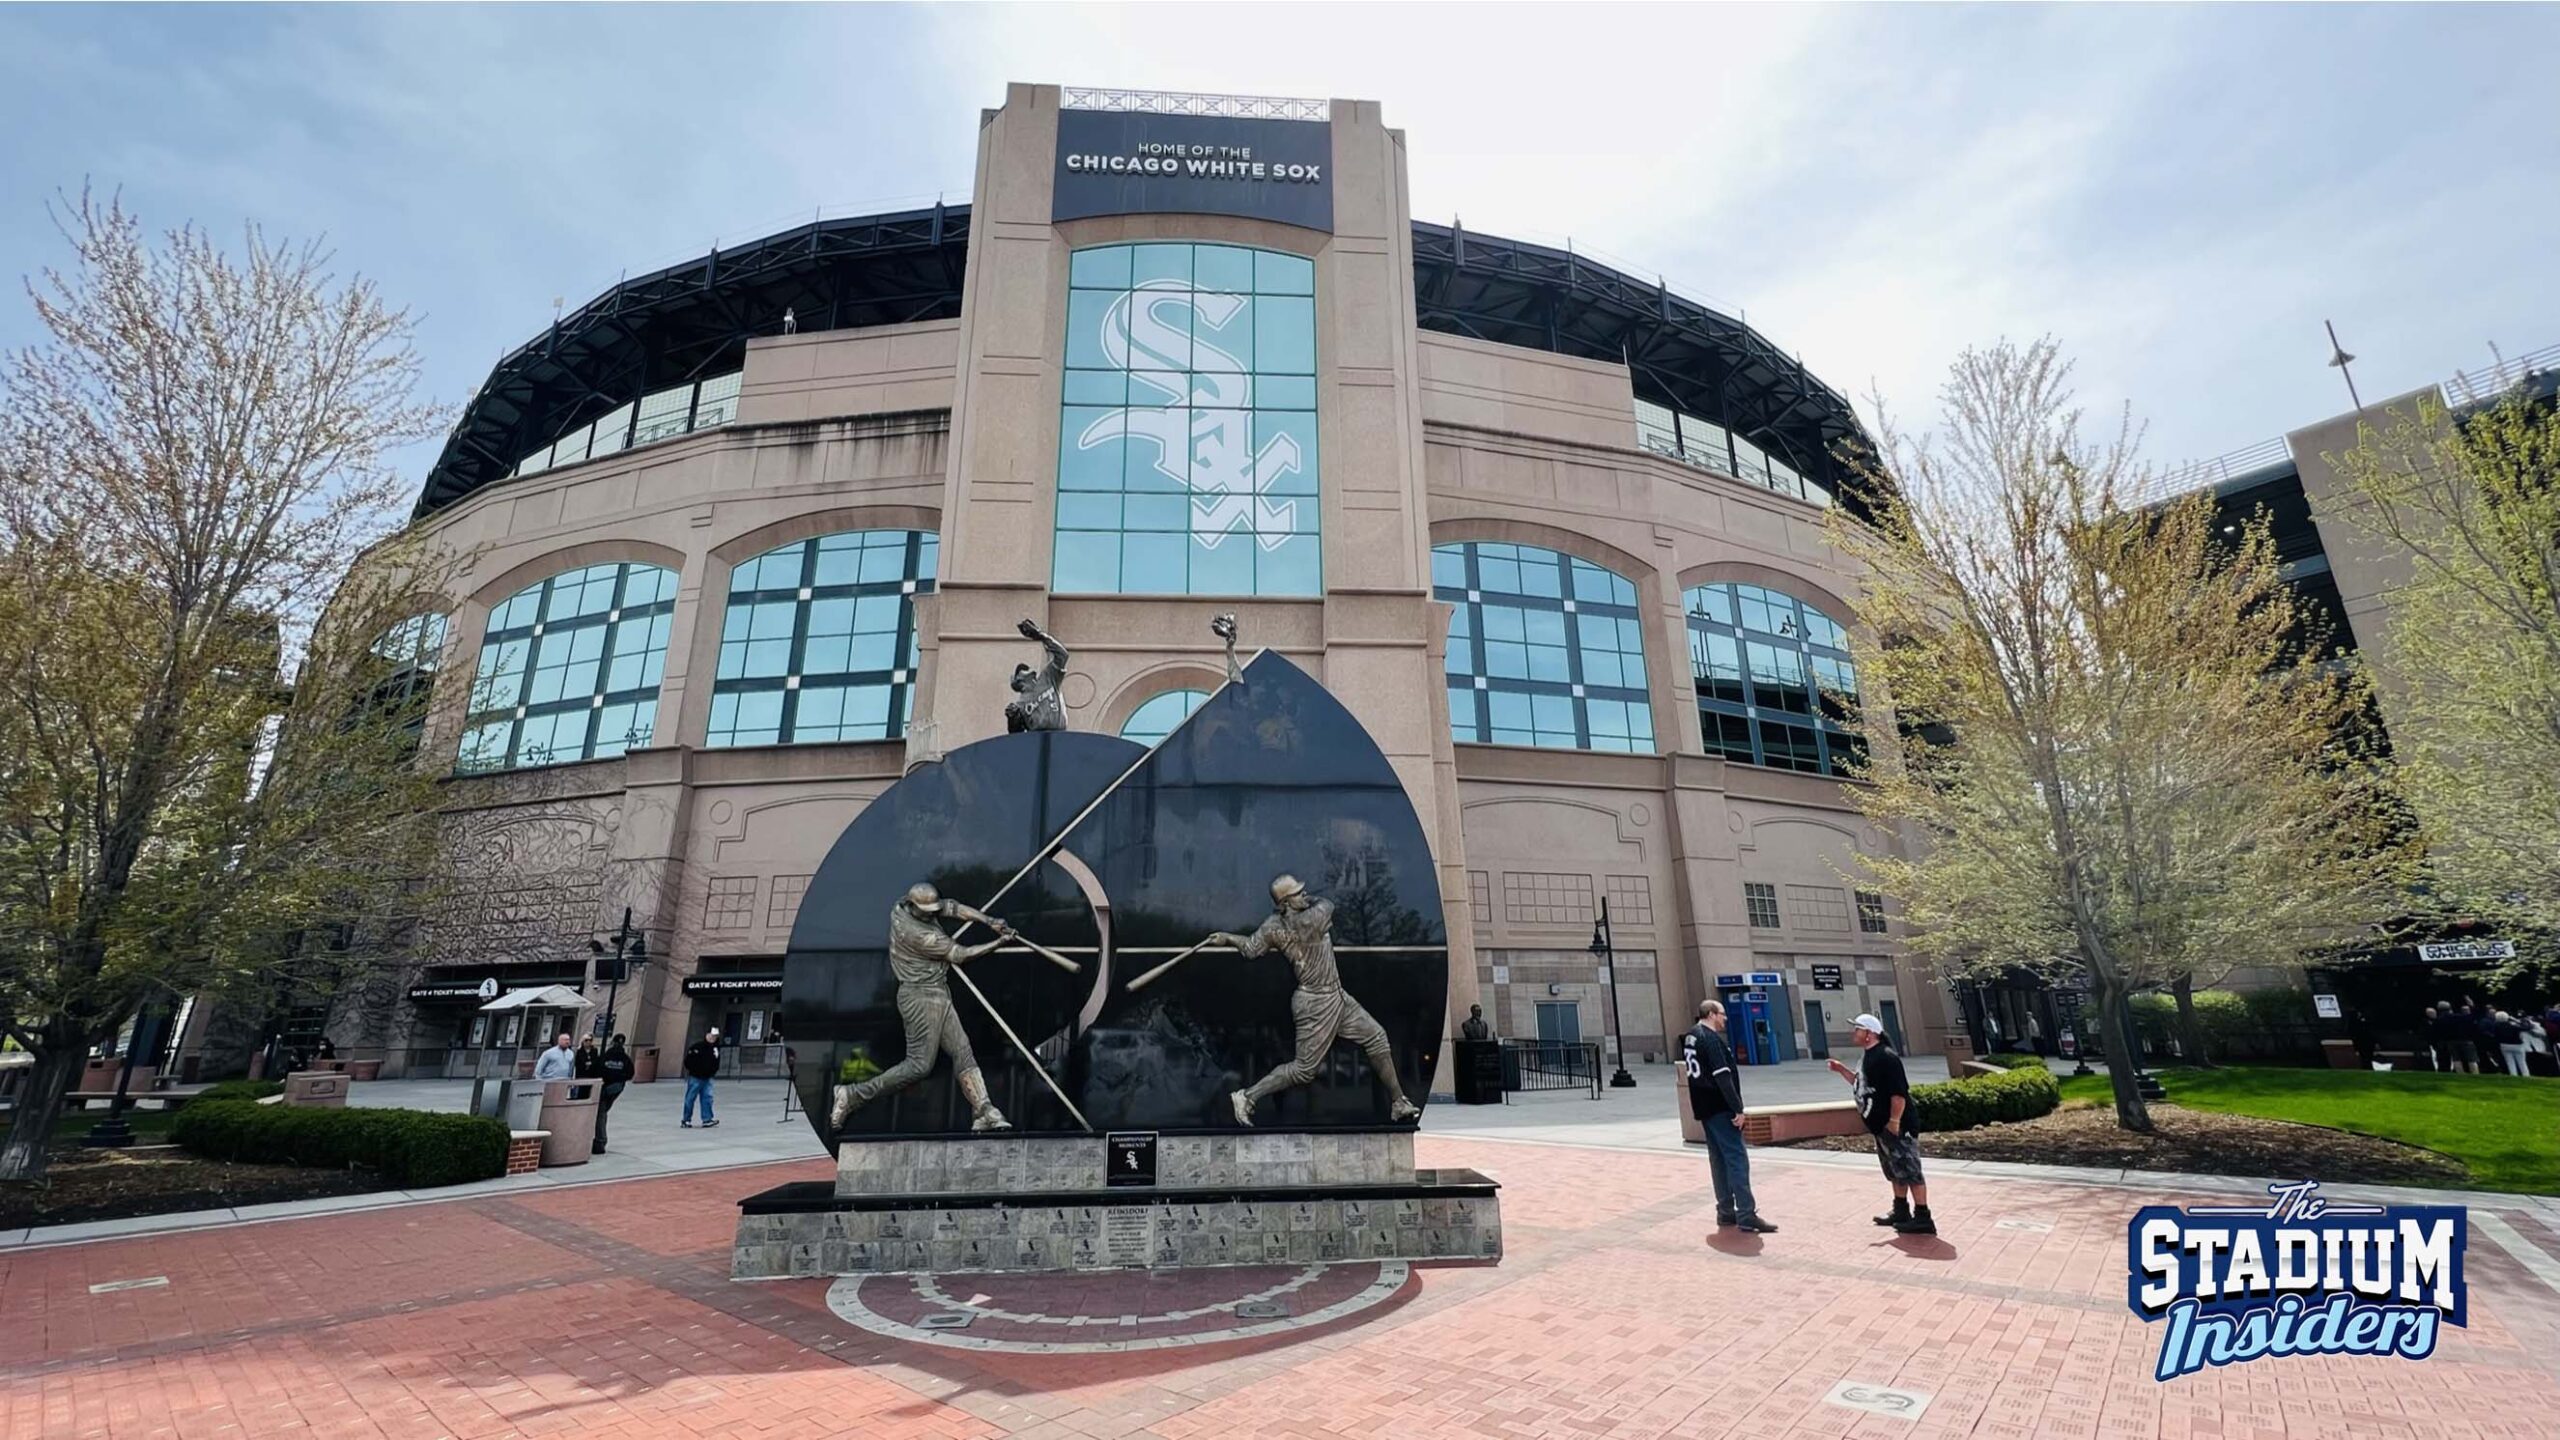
[326,84,1947,1083]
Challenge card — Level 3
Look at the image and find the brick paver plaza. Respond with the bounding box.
[6,1134,2557,1439]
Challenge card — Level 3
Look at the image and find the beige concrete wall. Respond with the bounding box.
[2288,383,2442,728]
[735,320,961,425]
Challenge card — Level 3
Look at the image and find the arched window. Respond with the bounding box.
[1683,581,1863,776]
[1433,542,1654,753]
[1053,243,1321,597]
[367,613,449,751]
[707,530,936,747]
[1119,689,1209,746]
[458,563,676,773]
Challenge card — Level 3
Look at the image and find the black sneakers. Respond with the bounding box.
[1875,1202,1911,1227]
[1892,1208,1937,1236]
[1737,1215,1779,1234]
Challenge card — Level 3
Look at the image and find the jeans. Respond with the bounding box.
[1700,1110,1757,1219]
[683,1075,716,1123]
[2500,1044,2528,1076]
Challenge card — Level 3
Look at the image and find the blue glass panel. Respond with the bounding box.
[1192,245,1254,294]
[1121,532,1187,594]
[1131,243,1192,287]
[1059,408,1124,490]
[1254,250,1315,295]
[1062,369,1126,406]
[1254,411,1319,496]
[1258,534,1321,596]
[1069,245,1131,289]
[1053,531,1120,592]
[1253,296,1316,374]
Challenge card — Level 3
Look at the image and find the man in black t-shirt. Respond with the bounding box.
[1828,1013,1932,1234]
[1681,999,1776,1234]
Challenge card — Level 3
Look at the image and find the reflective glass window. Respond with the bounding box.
[458,563,676,773]
[706,530,936,748]
[1054,243,1321,596]
[1683,581,1864,777]
[1119,689,1209,746]
[1435,542,1654,754]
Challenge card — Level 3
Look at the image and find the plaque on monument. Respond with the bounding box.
[1105,1131,1158,1188]
[1101,1208,1151,1266]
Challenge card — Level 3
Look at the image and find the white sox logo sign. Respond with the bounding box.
[1076,280,1303,553]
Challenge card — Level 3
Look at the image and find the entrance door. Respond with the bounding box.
[1803,1000,1829,1060]
[1535,1001,1582,1075]
[1879,1000,1905,1052]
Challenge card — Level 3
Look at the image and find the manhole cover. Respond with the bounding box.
[1823,1380,1930,1422]
[1233,1301,1289,1319]
[917,1312,975,1331]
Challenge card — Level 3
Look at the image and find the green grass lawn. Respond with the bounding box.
[50,1104,186,1145]
[2058,1066,2560,1195]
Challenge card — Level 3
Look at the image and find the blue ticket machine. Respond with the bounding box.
[1716,971,1792,1065]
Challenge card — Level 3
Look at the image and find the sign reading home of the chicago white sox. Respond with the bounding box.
[2416,939,2515,963]
[1053,110,1333,231]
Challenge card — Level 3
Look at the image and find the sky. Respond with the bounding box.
[1,3,2553,492]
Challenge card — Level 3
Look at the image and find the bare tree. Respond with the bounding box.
[1827,340,2416,1131]
[0,191,454,1180]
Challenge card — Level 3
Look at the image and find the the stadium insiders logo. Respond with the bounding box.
[2127,1180,2466,1381]
[1076,280,1302,551]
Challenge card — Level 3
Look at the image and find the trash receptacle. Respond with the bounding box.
[634,1045,660,1083]
[504,1081,545,1134]
[537,1079,600,1166]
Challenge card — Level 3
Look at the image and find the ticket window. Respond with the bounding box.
[1721,988,1778,1065]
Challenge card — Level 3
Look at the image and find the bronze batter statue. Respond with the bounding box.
[830,883,1018,1132]
[1005,619,1069,733]
[1202,874,1423,1127]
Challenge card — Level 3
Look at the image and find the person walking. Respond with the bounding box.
[1829,1013,1932,1235]
[534,1032,579,1082]
[594,1033,635,1153]
[682,1027,723,1127]
[2490,1011,2529,1078]
[1681,999,1775,1234]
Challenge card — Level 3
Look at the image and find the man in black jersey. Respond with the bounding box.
[1681,999,1775,1234]
[1828,1012,1932,1234]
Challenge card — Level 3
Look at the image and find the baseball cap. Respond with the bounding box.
[1850,1013,1886,1034]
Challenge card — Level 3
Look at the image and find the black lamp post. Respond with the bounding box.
[1589,897,1637,1088]
[588,908,649,1039]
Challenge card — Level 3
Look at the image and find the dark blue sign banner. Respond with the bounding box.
[1054,110,1333,232]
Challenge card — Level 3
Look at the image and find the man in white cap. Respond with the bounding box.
[1828,1012,1931,1234]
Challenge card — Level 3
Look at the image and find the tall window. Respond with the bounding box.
[1743,882,1781,929]
[1435,542,1654,753]
[1054,243,1320,597]
[367,613,449,751]
[459,563,676,773]
[708,530,936,747]
[1119,689,1209,746]
[1684,581,1864,777]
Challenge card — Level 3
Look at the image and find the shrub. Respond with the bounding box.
[1979,1053,2046,1071]
[194,1079,285,1104]
[1909,1062,2061,1133]
[173,1101,508,1187]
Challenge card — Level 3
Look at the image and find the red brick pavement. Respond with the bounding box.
[3,1136,2555,1440]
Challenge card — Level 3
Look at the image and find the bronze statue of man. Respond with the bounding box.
[1204,874,1422,1127]
[830,883,1016,1132]
[1005,618,1069,733]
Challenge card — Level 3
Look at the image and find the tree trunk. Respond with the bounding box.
[0,1044,87,1182]
[2170,973,2215,1068]
[2094,981,2154,1133]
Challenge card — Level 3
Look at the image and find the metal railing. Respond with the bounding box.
[1500,1038,1603,1101]
[1061,87,1328,121]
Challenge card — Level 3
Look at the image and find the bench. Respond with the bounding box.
[1738,1100,1867,1145]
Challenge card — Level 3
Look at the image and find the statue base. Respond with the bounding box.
[733,1129,1501,1279]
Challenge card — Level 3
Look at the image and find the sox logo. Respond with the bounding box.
[1076,280,1302,551]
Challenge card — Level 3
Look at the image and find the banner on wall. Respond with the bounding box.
[1054,110,1334,231]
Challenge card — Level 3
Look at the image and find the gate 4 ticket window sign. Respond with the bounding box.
[1054,110,1333,231]
[1810,964,1843,991]
[2127,1179,2465,1381]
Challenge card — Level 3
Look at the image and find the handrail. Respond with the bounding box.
[1060,87,1328,121]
